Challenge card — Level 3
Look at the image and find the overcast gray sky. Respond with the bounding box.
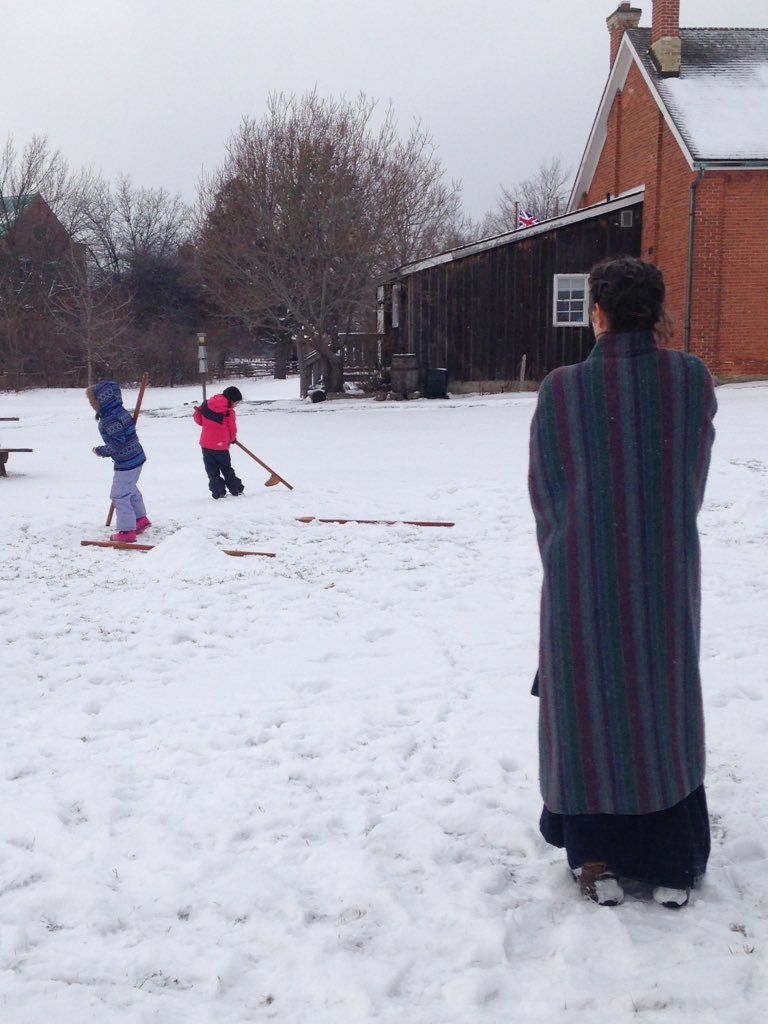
[4,0,766,219]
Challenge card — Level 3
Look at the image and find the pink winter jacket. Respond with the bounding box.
[193,395,237,450]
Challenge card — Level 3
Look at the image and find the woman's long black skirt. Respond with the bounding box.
[539,785,710,890]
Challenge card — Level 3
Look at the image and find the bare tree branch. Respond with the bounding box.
[482,156,572,235]
[195,91,465,393]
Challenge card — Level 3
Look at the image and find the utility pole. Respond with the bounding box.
[197,332,208,400]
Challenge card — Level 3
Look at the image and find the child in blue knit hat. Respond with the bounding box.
[87,381,150,543]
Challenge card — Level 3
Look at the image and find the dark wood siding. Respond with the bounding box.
[388,202,643,382]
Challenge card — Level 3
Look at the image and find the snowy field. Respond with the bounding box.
[1,376,767,1023]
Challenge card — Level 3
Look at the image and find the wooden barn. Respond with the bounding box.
[379,190,643,388]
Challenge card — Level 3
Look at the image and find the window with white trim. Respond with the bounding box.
[553,274,589,326]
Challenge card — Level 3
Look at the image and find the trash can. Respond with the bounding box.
[424,367,448,399]
[390,353,420,395]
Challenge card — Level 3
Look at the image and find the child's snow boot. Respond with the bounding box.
[135,516,152,534]
[110,530,137,543]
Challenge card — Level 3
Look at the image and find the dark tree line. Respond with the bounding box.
[0,115,570,393]
[0,136,210,390]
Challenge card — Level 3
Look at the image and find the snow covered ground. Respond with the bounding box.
[1,376,767,1023]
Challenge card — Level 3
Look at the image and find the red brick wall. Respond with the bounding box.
[705,171,768,375]
[10,195,73,258]
[580,63,768,377]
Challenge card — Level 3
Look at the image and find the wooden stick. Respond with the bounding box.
[81,540,275,558]
[296,517,454,528]
[105,372,150,527]
[234,439,293,490]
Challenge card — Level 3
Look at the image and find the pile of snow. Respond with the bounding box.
[141,526,240,579]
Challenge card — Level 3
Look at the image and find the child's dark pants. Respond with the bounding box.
[202,449,243,497]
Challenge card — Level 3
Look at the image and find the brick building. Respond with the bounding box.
[0,193,74,258]
[0,194,83,388]
[571,1,768,377]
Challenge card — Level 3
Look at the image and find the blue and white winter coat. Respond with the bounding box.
[89,381,146,471]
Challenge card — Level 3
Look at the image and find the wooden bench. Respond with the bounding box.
[0,448,33,476]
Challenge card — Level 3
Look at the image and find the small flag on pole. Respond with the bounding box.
[517,207,538,229]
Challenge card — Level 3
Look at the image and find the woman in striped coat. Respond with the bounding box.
[528,257,716,908]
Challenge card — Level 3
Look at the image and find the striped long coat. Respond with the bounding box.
[528,332,716,815]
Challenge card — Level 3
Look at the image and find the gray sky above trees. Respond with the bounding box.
[4,0,766,220]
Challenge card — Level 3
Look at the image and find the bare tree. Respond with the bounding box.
[377,121,467,269]
[74,176,200,383]
[482,156,572,235]
[80,175,192,278]
[196,91,464,394]
[48,247,132,385]
[0,134,94,234]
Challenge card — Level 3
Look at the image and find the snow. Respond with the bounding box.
[1,376,767,1022]
[661,63,768,159]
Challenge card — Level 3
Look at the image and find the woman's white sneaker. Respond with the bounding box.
[653,886,690,908]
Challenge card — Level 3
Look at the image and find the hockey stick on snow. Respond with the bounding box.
[81,540,275,557]
[234,439,293,490]
[295,517,454,527]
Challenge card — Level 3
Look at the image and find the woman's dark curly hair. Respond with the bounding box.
[588,256,671,339]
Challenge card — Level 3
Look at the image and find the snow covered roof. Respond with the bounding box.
[569,27,768,211]
[628,27,768,162]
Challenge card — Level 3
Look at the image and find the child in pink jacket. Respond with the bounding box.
[192,386,244,499]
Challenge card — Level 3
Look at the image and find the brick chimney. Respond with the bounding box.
[607,3,642,68]
[651,0,681,76]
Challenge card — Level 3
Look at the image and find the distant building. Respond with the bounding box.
[0,193,82,388]
[0,193,74,259]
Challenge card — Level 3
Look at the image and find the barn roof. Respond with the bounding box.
[388,188,645,280]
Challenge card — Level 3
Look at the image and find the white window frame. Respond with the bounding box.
[553,273,589,327]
